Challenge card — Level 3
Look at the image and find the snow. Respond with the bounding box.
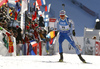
[0,53,100,69]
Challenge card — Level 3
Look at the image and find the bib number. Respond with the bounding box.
[59,25,70,31]
[62,26,65,29]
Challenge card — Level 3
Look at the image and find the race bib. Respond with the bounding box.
[59,25,70,31]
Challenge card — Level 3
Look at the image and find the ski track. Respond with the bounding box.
[0,53,100,69]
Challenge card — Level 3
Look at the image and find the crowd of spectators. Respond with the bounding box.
[0,4,51,55]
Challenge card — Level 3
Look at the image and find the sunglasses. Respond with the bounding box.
[60,15,65,17]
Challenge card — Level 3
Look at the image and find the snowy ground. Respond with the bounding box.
[0,53,100,69]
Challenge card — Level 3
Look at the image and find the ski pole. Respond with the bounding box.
[74,37,82,51]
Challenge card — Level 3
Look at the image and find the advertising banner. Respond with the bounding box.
[95,41,100,56]
[49,18,56,29]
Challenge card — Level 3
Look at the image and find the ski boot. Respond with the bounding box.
[46,50,50,55]
[78,54,86,63]
[59,53,63,62]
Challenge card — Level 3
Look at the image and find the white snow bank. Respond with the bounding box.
[0,53,100,69]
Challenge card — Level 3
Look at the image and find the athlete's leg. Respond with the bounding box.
[59,33,65,62]
[59,33,65,53]
[65,33,80,55]
[65,33,86,62]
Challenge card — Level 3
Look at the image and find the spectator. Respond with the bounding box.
[39,30,46,41]
[16,26,22,43]
[39,15,44,27]
[29,33,34,40]
[22,32,29,44]
[13,30,18,38]
[8,28,14,36]
[3,23,8,30]
[16,40,23,55]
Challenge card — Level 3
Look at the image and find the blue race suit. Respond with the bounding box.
[57,18,80,55]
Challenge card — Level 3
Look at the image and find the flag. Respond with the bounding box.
[29,44,36,55]
[6,32,14,53]
[15,11,18,20]
[30,40,38,47]
[45,4,51,12]
[8,36,14,53]
[33,2,36,11]
[32,11,37,21]
[50,31,55,38]
[36,0,46,6]
[14,2,21,20]
[3,36,9,49]
[10,12,12,16]
[0,0,8,7]
[46,33,50,38]
[41,0,46,5]
[9,9,12,13]
[9,9,12,17]
[46,31,55,39]
[36,1,40,10]
[49,38,54,45]
[15,0,20,2]
[6,32,10,36]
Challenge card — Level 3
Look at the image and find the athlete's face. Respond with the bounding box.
[60,15,65,20]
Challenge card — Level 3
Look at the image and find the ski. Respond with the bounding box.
[82,62,92,64]
[58,61,66,63]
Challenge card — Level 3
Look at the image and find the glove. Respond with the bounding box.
[72,30,75,36]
